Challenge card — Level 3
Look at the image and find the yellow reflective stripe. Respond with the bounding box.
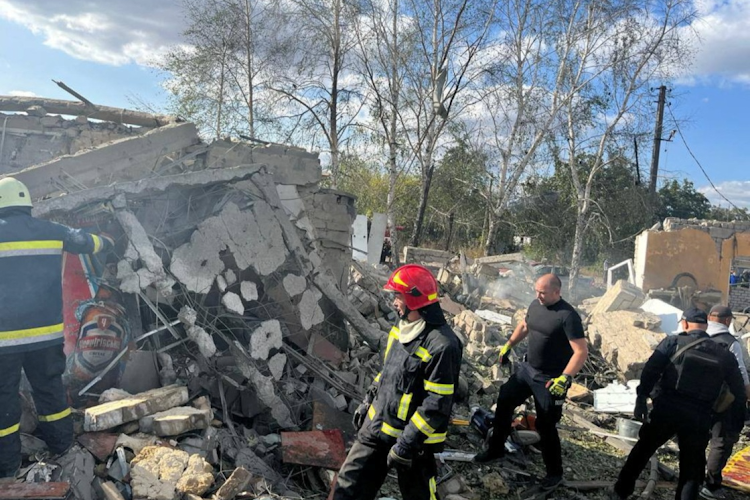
[429,476,437,500]
[427,292,438,301]
[424,432,447,444]
[381,422,403,438]
[374,372,381,383]
[424,380,454,395]
[411,411,436,437]
[38,408,71,423]
[0,423,20,438]
[397,393,412,420]
[368,405,376,420]
[415,346,432,362]
[0,241,63,251]
[0,323,64,340]
[384,328,399,361]
[92,235,102,253]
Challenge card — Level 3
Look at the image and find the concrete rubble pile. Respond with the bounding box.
[1,97,385,500]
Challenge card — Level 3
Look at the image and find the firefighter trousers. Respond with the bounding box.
[0,344,72,477]
[331,440,438,500]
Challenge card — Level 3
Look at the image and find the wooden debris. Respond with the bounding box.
[0,482,70,499]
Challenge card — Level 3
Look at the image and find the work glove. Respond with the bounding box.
[634,396,649,423]
[386,442,413,470]
[352,402,370,431]
[499,342,513,366]
[546,374,572,397]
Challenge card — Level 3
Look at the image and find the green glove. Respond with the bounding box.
[499,343,512,366]
[546,374,572,397]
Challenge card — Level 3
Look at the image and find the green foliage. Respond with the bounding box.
[657,179,710,220]
[707,205,750,222]
[514,156,657,264]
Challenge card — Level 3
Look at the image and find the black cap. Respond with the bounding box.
[682,307,708,324]
[709,305,734,319]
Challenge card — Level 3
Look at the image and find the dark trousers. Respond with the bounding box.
[331,440,438,500]
[0,344,72,476]
[705,416,741,491]
[488,362,565,477]
[615,408,710,500]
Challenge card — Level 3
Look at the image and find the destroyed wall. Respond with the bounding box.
[0,111,147,174]
[730,285,750,312]
[634,218,750,306]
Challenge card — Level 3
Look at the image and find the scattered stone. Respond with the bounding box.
[481,471,509,495]
[240,281,258,301]
[249,320,283,360]
[84,385,189,432]
[214,467,253,500]
[283,274,307,297]
[222,292,245,315]
[268,353,287,381]
[175,454,214,496]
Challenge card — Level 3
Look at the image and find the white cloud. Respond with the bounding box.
[679,0,750,84]
[699,180,750,208]
[8,90,38,97]
[0,0,185,67]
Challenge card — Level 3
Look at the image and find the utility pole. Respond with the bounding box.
[649,85,667,193]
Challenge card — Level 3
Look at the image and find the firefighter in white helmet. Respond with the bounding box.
[0,177,113,479]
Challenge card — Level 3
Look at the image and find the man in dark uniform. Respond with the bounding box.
[0,177,113,479]
[331,264,463,500]
[701,305,749,500]
[611,308,746,500]
[475,273,588,494]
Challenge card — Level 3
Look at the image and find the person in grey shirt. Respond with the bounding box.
[701,305,750,500]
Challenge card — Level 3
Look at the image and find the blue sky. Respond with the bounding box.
[1,0,749,207]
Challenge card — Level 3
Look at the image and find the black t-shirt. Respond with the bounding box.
[525,298,585,376]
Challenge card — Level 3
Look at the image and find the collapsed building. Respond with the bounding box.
[634,217,750,311]
[0,96,388,500]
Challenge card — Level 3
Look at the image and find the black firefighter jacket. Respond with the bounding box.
[0,207,111,354]
[359,312,463,454]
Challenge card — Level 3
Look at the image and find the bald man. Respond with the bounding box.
[475,274,588,494]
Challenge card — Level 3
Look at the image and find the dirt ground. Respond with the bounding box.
[372,413,750,500]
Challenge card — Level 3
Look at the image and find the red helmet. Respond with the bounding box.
[384,264,439,310]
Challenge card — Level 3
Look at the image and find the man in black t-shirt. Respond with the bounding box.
[474,274,588,494]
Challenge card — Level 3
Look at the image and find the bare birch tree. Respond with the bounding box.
[401,0,495,247]
[553,0,694,298]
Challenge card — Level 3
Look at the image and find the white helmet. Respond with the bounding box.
[0,177,32,209]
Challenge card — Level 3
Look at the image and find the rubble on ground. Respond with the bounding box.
[3,97,749,500]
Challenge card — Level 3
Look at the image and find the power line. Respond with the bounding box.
[665,102,747,216]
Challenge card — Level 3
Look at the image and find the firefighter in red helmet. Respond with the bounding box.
[331,264,463,500]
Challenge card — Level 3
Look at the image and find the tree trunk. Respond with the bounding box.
[386,0,400,266]
[244,0,255,138]
[410,161,434,247]
[328,0,342,188]
[568,205,587,302]
[483,214,498,256]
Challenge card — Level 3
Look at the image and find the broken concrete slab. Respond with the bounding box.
[14,122,200,200]
[0,95,175,127]
[298,288,325,330]
[241,281,259,301]
[268,353,287,381]
[283,274,307,297]
[587,311,665,379]
[281,429,346,470]
[590,280,646,316]
[84,385,189,432]
[175,454,214,496]
[139,407,212,436]
[206,139,322,186]
[170,201,288,293]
